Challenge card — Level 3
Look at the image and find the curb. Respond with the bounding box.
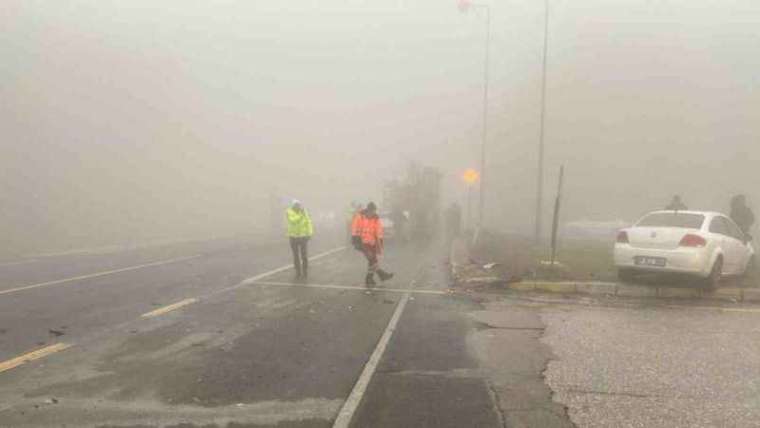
[509,281,753,302]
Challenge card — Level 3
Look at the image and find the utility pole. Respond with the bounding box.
[478,4,490,229]
[535,0,550,244]
[550,165,564,266]
[458,1,491,229]
[462,168,480,230]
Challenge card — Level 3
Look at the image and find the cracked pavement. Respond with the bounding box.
[542,299,760,427]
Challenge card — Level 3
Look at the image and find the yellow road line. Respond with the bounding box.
[0,343,72,374]
[141,298,199,318]
[0,255,201,297]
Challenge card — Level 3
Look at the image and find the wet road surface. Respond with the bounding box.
[4,235,756,427]
[0,236,566,427]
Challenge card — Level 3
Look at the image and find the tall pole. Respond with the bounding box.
[550,165,564,266]
[534,0,550,244]
[467,184,473,230]
[478,4,490,229]
[457,1,491,232]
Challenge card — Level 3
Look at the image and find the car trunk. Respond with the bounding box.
[628,227,692,250]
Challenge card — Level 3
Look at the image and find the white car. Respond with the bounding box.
[614,210,755,287]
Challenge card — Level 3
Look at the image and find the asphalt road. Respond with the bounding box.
[6,233,755,427]
[0,234,569,428]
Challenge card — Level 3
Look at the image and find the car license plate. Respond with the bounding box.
[635,256,667,267]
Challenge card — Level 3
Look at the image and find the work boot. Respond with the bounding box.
[377,269,394,282]
[365,273,376,286]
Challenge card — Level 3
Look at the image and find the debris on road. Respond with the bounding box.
[451,261,517,290]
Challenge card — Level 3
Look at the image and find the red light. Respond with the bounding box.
[616,231,629,244]
[679,234,706,247]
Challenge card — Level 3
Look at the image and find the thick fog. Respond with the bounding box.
[2,0,758,256]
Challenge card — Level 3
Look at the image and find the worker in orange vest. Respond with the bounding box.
[352,202,394,286]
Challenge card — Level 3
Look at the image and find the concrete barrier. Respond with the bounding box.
[658,287,701,299]
[616,284,659,298]
[534,282,576,294]
[576,282,618,296]
[509,281,749,302]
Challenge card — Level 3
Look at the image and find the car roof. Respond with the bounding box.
[635,210,734,227]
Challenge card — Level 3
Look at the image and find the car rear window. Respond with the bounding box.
[637,213,705,229]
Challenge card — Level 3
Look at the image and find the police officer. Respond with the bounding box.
[286,200,313,280]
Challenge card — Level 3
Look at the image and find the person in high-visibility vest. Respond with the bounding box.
[352,202,394,286]
[286,199,314,280]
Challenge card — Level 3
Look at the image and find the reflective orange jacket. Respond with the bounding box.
[352,211,384,246]
[350,212,363,237]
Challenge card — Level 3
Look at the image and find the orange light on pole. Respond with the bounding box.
[462,168,479,230]
[462,168,480,185]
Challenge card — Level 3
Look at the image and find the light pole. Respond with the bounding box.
[462,168,480,230]
[535,0,550,244]
[458,0,490,229]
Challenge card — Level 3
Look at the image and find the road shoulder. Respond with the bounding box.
[468,299,575,428]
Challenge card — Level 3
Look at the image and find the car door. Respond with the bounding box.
[724,217,751,274]
[708,217,737,274]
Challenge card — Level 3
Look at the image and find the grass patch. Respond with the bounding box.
[540,239,617,281]
[470,230,759,286]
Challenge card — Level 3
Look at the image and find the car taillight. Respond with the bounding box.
[679,234,706,247]
[616,231,629,244]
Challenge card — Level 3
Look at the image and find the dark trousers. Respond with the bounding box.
[289,237,309,276]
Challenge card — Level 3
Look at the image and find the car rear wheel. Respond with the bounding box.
[703,258,723,290]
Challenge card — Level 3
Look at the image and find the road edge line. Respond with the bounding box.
[137,246,348,317]
[207,246,348,298]
[332,292,410,428]
[0,255,201,297]
[0,259,39,267]
[241,246,347,285]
